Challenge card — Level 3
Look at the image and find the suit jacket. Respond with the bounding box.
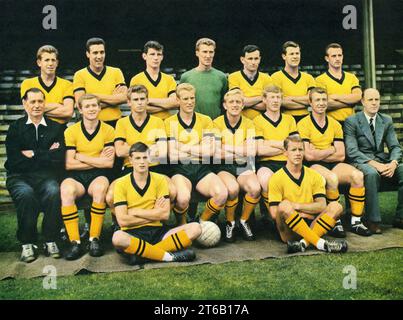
[344,111,402,164]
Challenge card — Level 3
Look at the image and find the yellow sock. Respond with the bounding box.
[173,206,188,226]
[225,197,239,223]
[261,191,270,214]
[155,230,192,252]
[241,194,260,221]
[89,202,106,239]
[62,205,80,242]
[348,187,365,217]
[312,213,337,238]
[326,188,340,203]
[124,237,167,261]
[285,211,321,248]
[200,199,224,221]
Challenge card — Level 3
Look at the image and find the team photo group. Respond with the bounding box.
[6,36,402,266]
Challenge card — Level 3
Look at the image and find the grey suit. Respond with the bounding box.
[344,111,402,222]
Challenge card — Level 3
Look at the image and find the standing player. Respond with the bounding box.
[254,85,298,220]
[165,83,228,225]
[271,41,316,123]
[73,37,127,128]
[179,38,228,120]
[129,41,178,120]
[112,142,201,265]
[297,87,370,237]
[213,89,261,242]
[269,135,348,254]
[316,43,362,125]
[228,45,273,120]
[20,45,74,126]
[60,94,115,260]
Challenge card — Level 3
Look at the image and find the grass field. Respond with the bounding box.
[0,192,402,300]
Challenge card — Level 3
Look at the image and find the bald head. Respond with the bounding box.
[361,88,380,117]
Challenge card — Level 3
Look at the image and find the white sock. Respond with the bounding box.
[351,216,361,225]
[163,252,173,262]
[316,239,326,251]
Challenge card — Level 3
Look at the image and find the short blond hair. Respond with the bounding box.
[263,85,282,98]
[195,38,216,51]
[37,45,59,60]
[224,88,244,102]
[78,94,99,109]
[308,87,328,102]
[176,83,196,98]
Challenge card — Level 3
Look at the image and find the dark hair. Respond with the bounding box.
[325,43,342,56]
[129,142,149,155]
[86,37,105,52]
[128,85,149,99]
[308,87,328,102]
[282,41,300,55]
[284,134,303,150]
[143,40,164,54]
[22,87,45,101]
[241,45,260,57]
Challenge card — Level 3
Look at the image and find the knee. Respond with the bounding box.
[227,183,240,200]
[169,182,177,203]
[92,183,109,196]
[176,192,191,210]
[247,181,261,199]
[106,188,114,207]
[60,184,76,200]
[351,169,364,186]
[112,230,128,249]
[326,173,339,189]
[212,186,228,206]
[187,222,202,240]
[278,200,293,218]
[327,201,344,218]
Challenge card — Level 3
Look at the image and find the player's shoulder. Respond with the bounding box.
[213,114,225,125]
[259,71,272,80]
[327,115,342,128]
[315,72,328,81]
[300,71,315,80]
[297,114,311,125]
[56,76,73,86]
[106,65,123,73]
[164,113,178,124]
[196,112,213,122]
[101,121,115,132]
[282,113,295,122]
[228,70,241,79]
[149,114,165,125]
[21,76,38,85]
[65,121,81,134]
[116,172,132,186]
[160,72,175,80]
[241,115,255,126]
[270,70,283,78]
[74,67,88,76]
[304,165,323,180]
[150,171,167,184]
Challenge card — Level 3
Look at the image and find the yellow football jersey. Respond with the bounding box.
[114,114,167,168]
[165,112,214,162]
[228,71,273,119]
[297,114,343,150]
[20,76,74,124]
[129,71,177,120]
[253,113,298,161]
[268,165,326,206]
[315,71,361,122]
[113,172,169,230]
[64,120,115,157]
[73,66,126,121]
[271,69,316,116]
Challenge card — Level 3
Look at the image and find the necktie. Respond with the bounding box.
[369,117,376,144]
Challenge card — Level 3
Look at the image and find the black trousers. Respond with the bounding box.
[6,172,62,244]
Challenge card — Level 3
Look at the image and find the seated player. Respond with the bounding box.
[213,89,261,242]
[254,85,298,220]
[297,87,370,237]
[112,142,201,265]
[105,85,176,227]
[60,94,115,260]
[269,135,348,253]
[165,83,228,225]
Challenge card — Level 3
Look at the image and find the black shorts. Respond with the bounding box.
[303,217,314,226]
[212,161,253,177]
[171,163,212,185]
[124,225,170,245]
[65,169,112,190]
[257,160,286,173]
[307,161,339,171]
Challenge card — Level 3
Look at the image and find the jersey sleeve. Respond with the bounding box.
[63,80,75,100]
[115,68,126,87]
[202,116,215,138]
[289,116,298,136]
[64,127,76,150]
[351,74,361,91]
[253,118,264,140]
[263,73,274,87]
[245,119,258,140]
[306,74,316,91]
[212,119,223,141]
[312,172,326,200]
[114,179,128,207]
[73,71,86,93]
[334,120,344,141]
[164,118,175,141]
[297,120,310,142]
[271,72,282,89]
[114,119,126,142]
[156,175,169,198]
[228,73,239,90]
[154,118,168,142]
[315,75,327,90]
[20,79,29,99]
[167,76,177,96]
[268,175,283,206]
[104,125,115,147]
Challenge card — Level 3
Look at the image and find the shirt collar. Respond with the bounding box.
[363,111,377,125]
[26,116,47,127]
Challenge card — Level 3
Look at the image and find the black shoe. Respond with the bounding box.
[65,241,83,260]
[328,220,346,238]
[324,239,348,253]
[287,241,306,254]
[125,254,148,266]
[350,222,372,236]
[225,222,236,243]
[171,249,196,262]
[239,220,255,241]
[88,238,104,257]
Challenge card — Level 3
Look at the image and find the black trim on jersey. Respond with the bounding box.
[178,112,196,130]
[290,131,299,136]
[87,66,107,81]
[155,137,167,142]
[73,87,85,93]
[129,114,150,132]
[313,193,326,199]
[130,172,151,197]
[224,113,242,134]
[269,201,280,207]
[283,165,305,187]
[167,90,176,97]
[66,146,77,150]
[114,201,127,207]
[81,120,101,141]
[334,138,344,142]
[241,70,259,86]
[114,137,126,142]
[326,70,345,85]
[104,142,114,147]
[63,95,75,101]
[262,112,282,127]
[254,136,264,140]
[115,83,126,88]
[351,85,361,91]
[310,113,329,135]
[144,70,162,87]
[38,76,57,93]
[281,69,301,84]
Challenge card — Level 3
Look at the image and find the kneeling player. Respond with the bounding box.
[112,142,201,265]
[269,135,348,253]
[213,89,261,242]
[60,94,115,260]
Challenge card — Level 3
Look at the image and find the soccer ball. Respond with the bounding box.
[196,221,221,248]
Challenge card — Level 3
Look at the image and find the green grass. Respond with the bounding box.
[0,191,401,300]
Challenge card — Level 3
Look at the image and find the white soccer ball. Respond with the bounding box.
[196,221,221,248]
